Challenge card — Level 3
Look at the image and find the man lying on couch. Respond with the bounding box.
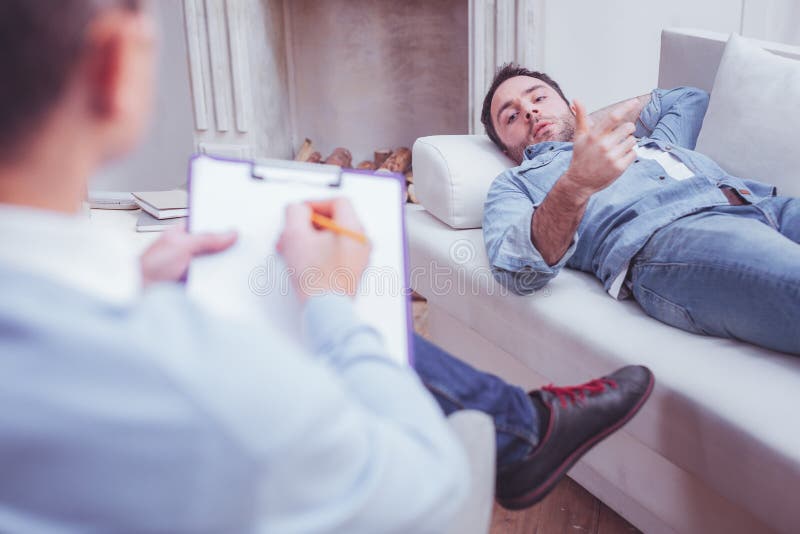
[481,63,800,355]
[0,1,654,530]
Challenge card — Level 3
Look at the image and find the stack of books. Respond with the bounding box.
[132,190,188,232]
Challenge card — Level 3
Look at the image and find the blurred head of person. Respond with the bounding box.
[0,0,156,211]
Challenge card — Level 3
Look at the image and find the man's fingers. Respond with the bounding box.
[603,122,636,152]
[573,99,589,134]
[285,202,313,231]
[593,110,626,135]
[307,198,363,234]
[163,221,188,235]
[621,135,638,152]
[593,99,639,134]
[307,198,353,221]
[308,198,355,221]
[616,147,637,172]
[611,121,636,144]
[306,200,335,219]
[330,198,364,232]
[608,135,638,160]
[281,203,319,255]
[188,231,238,256]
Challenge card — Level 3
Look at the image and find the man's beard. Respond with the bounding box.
[506,114,575,164]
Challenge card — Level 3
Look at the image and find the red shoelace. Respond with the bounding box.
[542,378,618,408]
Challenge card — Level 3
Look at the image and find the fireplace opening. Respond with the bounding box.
[284,0,469,164]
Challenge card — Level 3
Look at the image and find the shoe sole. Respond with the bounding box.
[497,371,656,510]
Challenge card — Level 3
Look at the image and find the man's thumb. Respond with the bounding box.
[573,99,588,134]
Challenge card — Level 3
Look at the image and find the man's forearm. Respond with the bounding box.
[531,173,591,266]
[531,96,644,267]
[590,93,651,129]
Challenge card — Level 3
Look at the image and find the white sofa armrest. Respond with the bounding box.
[413,135,513,229]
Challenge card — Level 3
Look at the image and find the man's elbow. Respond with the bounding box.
[675,86,710,110]
[690,87,710,106]
[491,266,552,296]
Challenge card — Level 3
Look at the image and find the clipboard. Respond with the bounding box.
[186,154,414,365]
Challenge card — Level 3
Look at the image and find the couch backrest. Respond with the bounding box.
[413,29,800,229]
[658,28,800,92]
[662,29,800,197]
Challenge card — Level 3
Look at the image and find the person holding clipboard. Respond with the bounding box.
[0,1,653,532]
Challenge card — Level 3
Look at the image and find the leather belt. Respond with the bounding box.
[720,186,747,206]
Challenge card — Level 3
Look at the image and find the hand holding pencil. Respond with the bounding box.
[277,198,372,303]
[310,211,369,245]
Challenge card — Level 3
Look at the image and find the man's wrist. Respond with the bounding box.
[295,282,357,306]
[559,168,595,204]
[304,293,358,348]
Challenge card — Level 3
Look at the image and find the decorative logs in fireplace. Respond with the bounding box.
[324,147,352,168]
[294,139,417,203]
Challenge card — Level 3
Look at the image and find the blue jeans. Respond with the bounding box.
[412,334,539,467]
[630,196,800,354]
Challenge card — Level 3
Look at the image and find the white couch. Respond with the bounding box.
[407,29,800,534]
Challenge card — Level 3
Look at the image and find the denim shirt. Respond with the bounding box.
[483,86,777,297]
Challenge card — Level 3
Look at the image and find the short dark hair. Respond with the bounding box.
[480,63,569,151]
[0,0,141,161]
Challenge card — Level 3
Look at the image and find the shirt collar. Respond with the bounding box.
[524,141,571,160]
[0,204,142,305]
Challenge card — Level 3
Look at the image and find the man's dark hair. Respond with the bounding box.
[480,63,569,151]
[0,0,141,161]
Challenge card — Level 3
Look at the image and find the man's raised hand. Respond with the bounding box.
[563,99,638,200]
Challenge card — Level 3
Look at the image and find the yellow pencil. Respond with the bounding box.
[310,212,369,244]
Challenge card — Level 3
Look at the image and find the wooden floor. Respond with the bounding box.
[412,299,641,534]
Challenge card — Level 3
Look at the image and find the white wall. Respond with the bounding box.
[530,0,800,112]
[533,0,743,111]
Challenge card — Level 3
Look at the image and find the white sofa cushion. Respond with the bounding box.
[412,135,513,229]
[696,34,800,197]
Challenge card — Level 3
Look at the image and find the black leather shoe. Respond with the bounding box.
[496,365,655,510]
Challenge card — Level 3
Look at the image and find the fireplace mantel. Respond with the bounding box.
[181,0,542,163]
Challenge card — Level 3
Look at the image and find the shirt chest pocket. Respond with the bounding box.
[521,151,571,193]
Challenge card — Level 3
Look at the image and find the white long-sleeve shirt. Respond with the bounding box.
[0,205,468,533]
